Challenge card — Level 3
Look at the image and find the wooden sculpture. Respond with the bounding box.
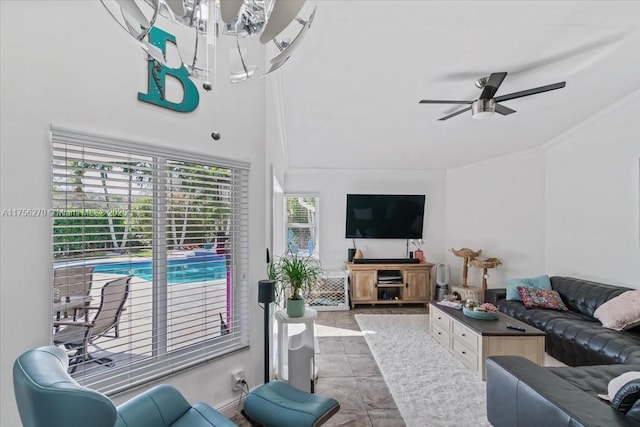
[450,248,482,287]
[471,257,502,293]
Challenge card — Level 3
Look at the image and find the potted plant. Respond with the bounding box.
[268,254,322,317]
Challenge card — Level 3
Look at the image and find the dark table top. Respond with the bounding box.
[429,301,546,337]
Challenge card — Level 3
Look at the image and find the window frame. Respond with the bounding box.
[283,193,320,259]
[50,126,250,395]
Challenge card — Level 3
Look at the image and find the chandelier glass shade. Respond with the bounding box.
[100,0,315,86]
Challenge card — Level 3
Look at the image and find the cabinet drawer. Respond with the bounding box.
[431,322,450,348]
[430,307,451,330]
[452,339,478,371]
[453,321,478,352]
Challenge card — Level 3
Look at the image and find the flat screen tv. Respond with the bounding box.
[345,194,425,239]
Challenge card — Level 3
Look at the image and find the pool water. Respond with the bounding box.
[92,253,227,285]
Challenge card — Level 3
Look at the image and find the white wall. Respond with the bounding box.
[445,93,640,292]
[265,61,288,261]
[0,2,267,424]
[286,105,639,295]
[445,148,546,289]
[285,169,447,271]
[545,92,640,288]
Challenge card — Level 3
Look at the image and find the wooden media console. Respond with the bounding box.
[346,262,434,309]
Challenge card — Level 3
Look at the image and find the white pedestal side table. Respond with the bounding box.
[274,308,317,393]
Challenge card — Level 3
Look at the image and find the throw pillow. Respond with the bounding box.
[505,275,551,301]
[598,372,640,410]
[593,290,640,331]
[517,286,568,311]
[611,379,640,412]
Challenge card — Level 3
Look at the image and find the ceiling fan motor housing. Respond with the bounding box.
[472,99,496,119]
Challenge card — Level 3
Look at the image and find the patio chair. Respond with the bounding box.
[53,275,131,373]
[53,265,94,320]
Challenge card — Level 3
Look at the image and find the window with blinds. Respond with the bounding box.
[284,194,319,257]
[50,128,249,394]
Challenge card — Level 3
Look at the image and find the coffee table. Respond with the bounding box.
[429,301,545,380]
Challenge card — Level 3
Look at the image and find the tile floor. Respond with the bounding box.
[232,305,428,427]
[314,305,428,427]
[231,304,564,426]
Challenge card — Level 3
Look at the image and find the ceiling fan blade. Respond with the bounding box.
[479,72,507,100]
[495,82,566,103]
[495,104,516,116]
[419,100,472,104]
[438,106,471,121]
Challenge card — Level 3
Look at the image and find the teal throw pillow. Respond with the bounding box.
[506,275,552,301]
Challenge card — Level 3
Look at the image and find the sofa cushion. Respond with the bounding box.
[499,299,592,333]
[550,277,631,318]
[594,291,640,331]
[518,287,568,311]
[549,364,639,397]
[505,275,551,301]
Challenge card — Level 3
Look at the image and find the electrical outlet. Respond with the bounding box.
[231,369,245,391]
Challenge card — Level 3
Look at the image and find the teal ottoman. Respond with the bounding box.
[243,381,339,427]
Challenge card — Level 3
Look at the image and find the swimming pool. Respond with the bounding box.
[92,253,227,285]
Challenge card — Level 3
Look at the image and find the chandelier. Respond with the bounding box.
[101,0,316,88]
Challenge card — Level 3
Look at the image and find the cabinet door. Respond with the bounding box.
[352,270,377,302]
[404,270,429,301]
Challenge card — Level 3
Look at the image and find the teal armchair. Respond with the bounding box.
[12,346,237,427]
[14,346,339,427]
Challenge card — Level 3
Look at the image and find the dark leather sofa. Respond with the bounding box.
[485,276,640,366]
[484,276,640,426]
[486,356,640,427]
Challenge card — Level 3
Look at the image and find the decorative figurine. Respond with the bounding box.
[450,247,482,287]
[470,257,502,295]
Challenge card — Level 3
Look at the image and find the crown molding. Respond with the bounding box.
[543,89,640,151]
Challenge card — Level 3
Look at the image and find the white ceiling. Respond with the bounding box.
[275,1,640,170]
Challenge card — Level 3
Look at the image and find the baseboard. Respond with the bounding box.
[217,392,247,420]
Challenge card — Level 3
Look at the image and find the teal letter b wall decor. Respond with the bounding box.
[138,27,199,113]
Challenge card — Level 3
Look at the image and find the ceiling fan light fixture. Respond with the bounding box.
[471,99,496,120]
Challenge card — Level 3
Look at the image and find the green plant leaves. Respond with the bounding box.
[268,254,322,302]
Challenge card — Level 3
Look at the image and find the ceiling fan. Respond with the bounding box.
[419,72,566,121]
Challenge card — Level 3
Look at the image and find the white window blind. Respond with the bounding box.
[50,128,249,394]
[284,194,319,257]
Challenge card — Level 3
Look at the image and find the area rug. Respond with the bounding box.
[355,314,490,427]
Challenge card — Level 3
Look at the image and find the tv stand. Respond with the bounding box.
[346,262,434,309]
[353,258,420,264]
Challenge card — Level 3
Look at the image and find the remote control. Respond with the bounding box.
[506,324,526,332]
